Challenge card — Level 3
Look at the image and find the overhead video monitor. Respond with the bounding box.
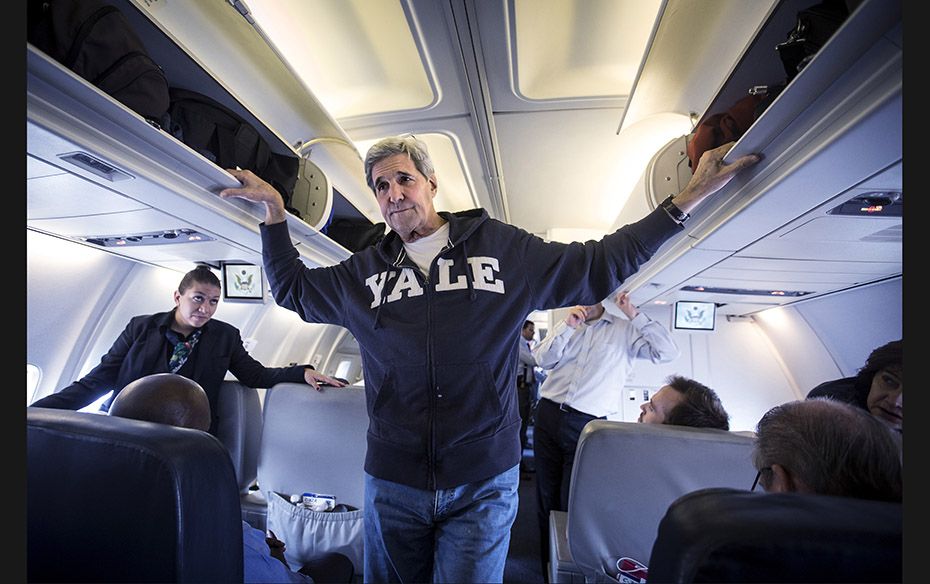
[222,262,265,303]
[673,301,716,332]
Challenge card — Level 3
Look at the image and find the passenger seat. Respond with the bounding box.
[549,420,756,583]
[27,407,243,582]
[213,380,267,530]
[256,382,369,576]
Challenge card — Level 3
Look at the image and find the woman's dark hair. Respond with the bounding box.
[851,339,903,401]
[178,265,220,293]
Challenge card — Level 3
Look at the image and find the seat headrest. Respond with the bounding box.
[566,420,756,579]
[258,383,368,508]
[27,408,244,583]
[213,380,263,494]
[647,487,902,583]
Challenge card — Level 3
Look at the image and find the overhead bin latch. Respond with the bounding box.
[227,0,255,24]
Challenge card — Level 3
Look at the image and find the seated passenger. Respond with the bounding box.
[806,339,902,432]
[751,398,902,502]
[638,374,730,430]
[108,373,355,584]
[30,265,345,435]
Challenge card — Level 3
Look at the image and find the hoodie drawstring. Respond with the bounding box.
[374,229,476,329]
[462,239,476,301]
[374,266,399,330]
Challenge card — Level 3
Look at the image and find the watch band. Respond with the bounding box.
[660,195,690,224]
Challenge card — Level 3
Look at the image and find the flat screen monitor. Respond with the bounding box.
[222,262,265,303]
[673,300,716,331]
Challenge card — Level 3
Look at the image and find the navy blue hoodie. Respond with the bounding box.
[262,206,680,490]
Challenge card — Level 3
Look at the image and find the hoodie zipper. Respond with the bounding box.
[424,237,458,489]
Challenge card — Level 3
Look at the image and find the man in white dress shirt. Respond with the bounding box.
[531,290,679,577]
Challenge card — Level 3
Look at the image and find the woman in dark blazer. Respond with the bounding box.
[30,265,345,433]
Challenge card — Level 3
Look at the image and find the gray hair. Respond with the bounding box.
[753,398,902,501]
[364,134,436,193]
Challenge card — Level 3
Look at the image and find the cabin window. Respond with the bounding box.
[26,364,41,405]
[335,359,353,382]
[78,391,114,414]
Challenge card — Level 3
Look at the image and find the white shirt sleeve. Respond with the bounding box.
[532,320,577,370]
[627,312,680,363]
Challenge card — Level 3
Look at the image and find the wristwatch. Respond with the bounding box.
[659,195,690,224]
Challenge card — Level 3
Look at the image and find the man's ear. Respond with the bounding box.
[428,176,438,194]
[767,463,797,493]
[173,290,181,305]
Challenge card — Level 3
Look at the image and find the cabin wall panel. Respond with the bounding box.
[75,264,189,384]
[27,232,181,401]
[242,307,348,378]
[784,277,903,384]
[697,321,796,432]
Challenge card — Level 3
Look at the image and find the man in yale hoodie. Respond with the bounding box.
[221,135,758,583]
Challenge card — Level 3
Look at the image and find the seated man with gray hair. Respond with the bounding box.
[751,397,902,501]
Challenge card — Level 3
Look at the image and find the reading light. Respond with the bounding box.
[680,285,812,297]
[82,229,215,247]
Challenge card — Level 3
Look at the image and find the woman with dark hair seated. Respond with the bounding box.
[807,339,902,432]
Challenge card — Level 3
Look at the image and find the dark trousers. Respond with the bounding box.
[533,397,603,580]
[298,551,356,583]
[517,380,537,450]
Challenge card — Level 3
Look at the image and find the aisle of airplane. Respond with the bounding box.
[26,0,903,581]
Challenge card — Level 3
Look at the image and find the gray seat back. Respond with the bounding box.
[214,380,263,494]
[567,420,756,581]
[258,382,369,510]
[27,407,243,583]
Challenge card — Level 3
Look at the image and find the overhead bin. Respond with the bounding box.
[616,0,901,314]
[120,0,381,225]
[25,0,374,272]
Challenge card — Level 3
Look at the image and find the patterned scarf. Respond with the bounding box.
[167,329,202,373]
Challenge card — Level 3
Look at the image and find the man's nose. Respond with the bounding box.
[388,185,404,202]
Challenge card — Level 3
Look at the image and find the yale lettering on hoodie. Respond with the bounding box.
[365,256,505,309]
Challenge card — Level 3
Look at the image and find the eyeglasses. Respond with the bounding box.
[751,467,771,492]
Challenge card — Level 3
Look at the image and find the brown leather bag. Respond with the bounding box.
[686,92,764,171]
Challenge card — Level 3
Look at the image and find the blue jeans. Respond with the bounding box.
[363,465,520,583]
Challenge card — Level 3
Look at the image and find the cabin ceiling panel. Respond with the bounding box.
[471,0,641,112]
[777,216,901,244]
[734,231,901,264]
[705,257,900,280]
[246,0,436,119]
[698,266,888,288]
[27,155,67,180]
[28,208,203,239]
[510,0,661,101]
[493,107,626,235]
[28,170,149,220]
[80,240,256,264]
[627,248,731,308]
